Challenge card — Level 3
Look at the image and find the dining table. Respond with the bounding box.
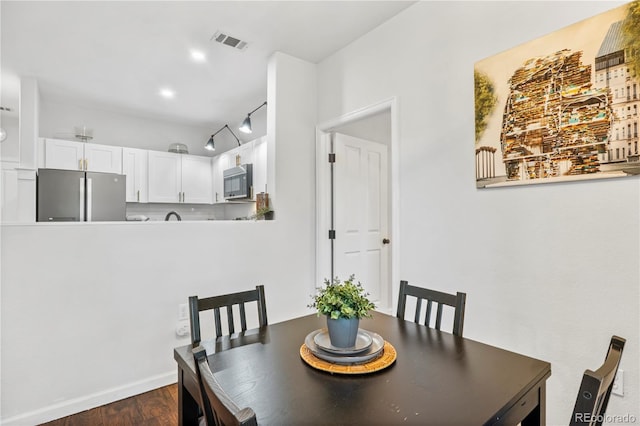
[173,312,551,425]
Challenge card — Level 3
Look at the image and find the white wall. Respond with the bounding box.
[317,1,638,424]
[39,97,267,158]
[39,98,214,157]
[0,52,317,424]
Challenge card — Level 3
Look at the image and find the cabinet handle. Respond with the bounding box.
[79,159,83,170]
[182,192,185,203]
[137,190,140,202]
[84,159,88,170]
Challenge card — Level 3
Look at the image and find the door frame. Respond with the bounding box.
[315,97,400,313]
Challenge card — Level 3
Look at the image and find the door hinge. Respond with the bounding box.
[328,153,336,163]
[328,230,336,239]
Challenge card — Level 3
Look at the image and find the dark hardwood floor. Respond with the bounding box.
[40,384,179,426]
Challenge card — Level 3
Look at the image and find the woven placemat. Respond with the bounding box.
[300,341,397,375]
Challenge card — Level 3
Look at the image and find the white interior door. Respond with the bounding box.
[333,133,389,307]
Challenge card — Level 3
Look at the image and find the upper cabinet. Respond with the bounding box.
[44,138,122,173]
[148,151,212,204]
[181,155,213,204]
[211,153,228,203]
[122,148,148,203]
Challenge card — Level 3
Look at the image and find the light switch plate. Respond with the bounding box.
[612,369,624,397]
[178,303,189,321]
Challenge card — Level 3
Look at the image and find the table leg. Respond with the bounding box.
[178,366,200,426]
[521,383,546,426]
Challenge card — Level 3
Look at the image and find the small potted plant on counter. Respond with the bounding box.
[252,206,274,220]
[309,274,375,348]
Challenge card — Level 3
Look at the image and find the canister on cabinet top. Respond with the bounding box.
[256,192,269,211]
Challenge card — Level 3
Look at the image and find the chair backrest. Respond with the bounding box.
[396,280,466,336]
[570,335,626,426]
[193,346,258,426]
[189,285,268,347]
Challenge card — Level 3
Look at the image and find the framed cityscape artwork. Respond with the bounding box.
[475,1,640,188]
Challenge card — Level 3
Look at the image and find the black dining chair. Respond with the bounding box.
[193,346,258,426]
[569,335,626,426]
[396,280,467,336]
[189,285,268,348]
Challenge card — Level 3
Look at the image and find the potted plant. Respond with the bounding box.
[253,206,274,220]
[309,274,375,348]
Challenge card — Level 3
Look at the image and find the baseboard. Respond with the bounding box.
[1,371,177,426]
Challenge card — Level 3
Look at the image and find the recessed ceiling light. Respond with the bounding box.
[160,88,175,99]
[190,49,206,63]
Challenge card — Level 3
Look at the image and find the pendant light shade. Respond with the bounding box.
[239,115,252,134]
[205,135,215,151]
[205,124,240,152]
[239,101,267,134]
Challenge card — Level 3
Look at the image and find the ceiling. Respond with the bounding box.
[0,1,414,132]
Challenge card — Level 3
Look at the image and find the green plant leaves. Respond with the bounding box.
[308,274,375,320]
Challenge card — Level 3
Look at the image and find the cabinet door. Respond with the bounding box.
[181,155,213,204]
[122,148,148,202]
[237,142,254,166]
[148,151,182,203]
[212,154,227,203]
[252,136,268,197]
[44,139,84,170]
[84,143,123,173]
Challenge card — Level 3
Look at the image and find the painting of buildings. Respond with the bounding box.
[475,1,640,188]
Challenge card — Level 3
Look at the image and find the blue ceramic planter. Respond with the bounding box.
[326,317,359,348]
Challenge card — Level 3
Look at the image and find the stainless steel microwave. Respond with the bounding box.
[223,163,253,200]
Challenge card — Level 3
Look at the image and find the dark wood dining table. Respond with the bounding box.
[173,312,551,425]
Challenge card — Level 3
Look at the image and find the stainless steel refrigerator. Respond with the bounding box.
[37,168,126,222]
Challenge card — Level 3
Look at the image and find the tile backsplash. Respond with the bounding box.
[126,202,255,221]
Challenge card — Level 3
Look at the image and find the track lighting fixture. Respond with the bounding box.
[205,124,240,151]
[239,101,267,134]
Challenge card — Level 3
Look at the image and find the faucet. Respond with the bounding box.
[165,211,182,221]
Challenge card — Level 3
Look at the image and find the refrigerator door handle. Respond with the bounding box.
[79,178,85,221]
[87,178,93,221]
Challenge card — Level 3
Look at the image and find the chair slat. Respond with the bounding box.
[415,299,422,323]
[226,305,235,335]
[214,308,223,338]
[435,303,443,330]
[425,300,432,327]
[239,303,247,332]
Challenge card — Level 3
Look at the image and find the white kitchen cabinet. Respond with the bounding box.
[44,138,122,173]
[84,143,123,173]
[122,147,148,202]
[181,155,213,204]
[148,151,212,204]
[212,153,228,203]
[235,143,254,167]
[148,151,182,203]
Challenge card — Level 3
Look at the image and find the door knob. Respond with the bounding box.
[382,238,390,245]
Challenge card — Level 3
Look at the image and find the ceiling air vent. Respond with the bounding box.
[211,31,248,51]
